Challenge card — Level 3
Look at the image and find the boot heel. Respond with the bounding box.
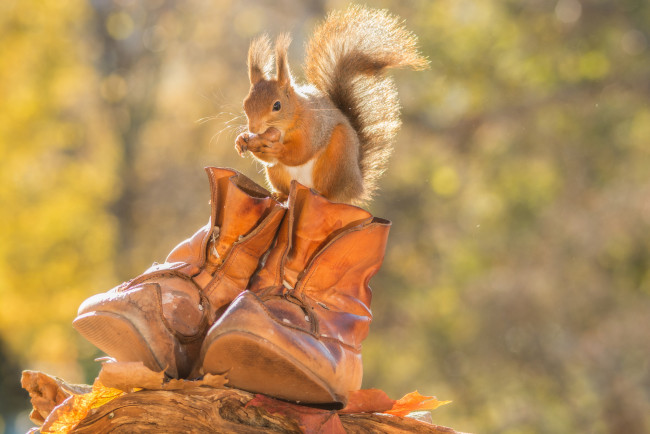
[202,331,339,406]
[73,311,162,372]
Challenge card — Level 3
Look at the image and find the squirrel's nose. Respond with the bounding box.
[248,123,265,135]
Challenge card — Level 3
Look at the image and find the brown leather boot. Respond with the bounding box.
[199,182,390,407]
[73,167,285,378]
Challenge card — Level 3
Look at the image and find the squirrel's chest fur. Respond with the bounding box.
[276,87,341,189]
[284,159,315,188]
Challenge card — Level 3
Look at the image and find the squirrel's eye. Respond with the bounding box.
[272,101,281,111]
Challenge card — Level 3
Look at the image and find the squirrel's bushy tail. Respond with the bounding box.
[305,5,428,202]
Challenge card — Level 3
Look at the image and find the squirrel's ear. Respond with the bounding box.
[275,33,293,87]
[248,34,273,85]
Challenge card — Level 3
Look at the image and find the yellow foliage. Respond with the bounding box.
[0,0,120,380]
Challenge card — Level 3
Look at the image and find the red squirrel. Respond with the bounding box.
[235,6,427,205]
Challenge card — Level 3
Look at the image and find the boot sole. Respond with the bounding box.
[73,311,163,372]
[202,331,341,407]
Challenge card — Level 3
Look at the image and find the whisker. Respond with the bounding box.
[197,111,246,125]
[209,124,237,146]
[224,117,246,126]
[197,115,220,125]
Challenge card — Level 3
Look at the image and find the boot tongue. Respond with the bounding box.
[211,172,275,264]
[282,186,372,288]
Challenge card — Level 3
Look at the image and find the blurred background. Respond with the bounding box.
[1,0,649,432]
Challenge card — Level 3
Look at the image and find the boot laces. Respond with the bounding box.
[209,226,221,260]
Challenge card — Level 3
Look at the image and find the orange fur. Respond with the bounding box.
[237,6,427,204]
[313,124,362,202]
[278,110,317,166]
[266,165,292,201]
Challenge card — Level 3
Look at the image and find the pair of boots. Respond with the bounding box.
[73,167,390,407]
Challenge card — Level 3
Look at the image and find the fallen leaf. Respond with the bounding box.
[384,391,451,417]
[98,361,164,391]
[28,363,229,432]
[98,361,228,391]
[247,394,345,434]
[21,370,92,425]
[339,388,395,413]
[196,373,229,390]
[41,380,124,433]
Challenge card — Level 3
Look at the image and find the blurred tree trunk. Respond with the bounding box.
[89,1,168,279]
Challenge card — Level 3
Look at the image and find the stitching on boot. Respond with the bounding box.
[207,206,283,285]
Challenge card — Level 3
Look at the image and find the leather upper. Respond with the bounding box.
[250,182,391,349]
[200,182,391,403]
[137,167,286,321]
[75,167,286,378]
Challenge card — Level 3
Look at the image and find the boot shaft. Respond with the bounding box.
[166,167,282,273]
[158,167,285,312]
[251,182,375,291]
[206,168,280,268]
[249,182,391,348]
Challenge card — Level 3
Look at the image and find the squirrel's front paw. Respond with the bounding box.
[249,140,285,158]
[247,128,284,158]
[235,128,282,158]
[235,133,251,157]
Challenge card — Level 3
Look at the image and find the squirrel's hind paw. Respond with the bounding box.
[271,191,289,203]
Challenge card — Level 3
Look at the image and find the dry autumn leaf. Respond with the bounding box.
[98,361,228,391]
[198,373,230,390]
[247,394,345,434]
[41,380,124,433]
[98,361,164,391]
[36,363,229,432]
[21,371,76,425]
[384,391,451,417]
[339,388,395,413]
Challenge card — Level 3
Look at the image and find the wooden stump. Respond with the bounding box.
[22,369,465,433]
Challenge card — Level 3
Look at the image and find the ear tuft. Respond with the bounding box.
[275,33,293,87]
[248,34,273,84]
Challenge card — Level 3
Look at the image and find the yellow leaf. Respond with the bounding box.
[41,380,124,433]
